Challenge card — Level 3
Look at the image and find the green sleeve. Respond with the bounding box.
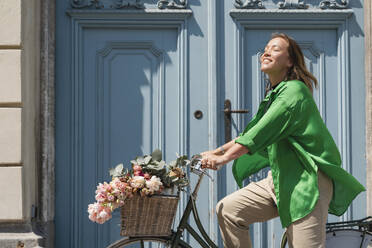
[236,98,294,154]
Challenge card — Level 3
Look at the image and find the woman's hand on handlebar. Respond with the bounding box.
[200,153,226,170]
[200,142,249,170]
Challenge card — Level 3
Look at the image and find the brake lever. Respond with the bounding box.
[189,155,215,182]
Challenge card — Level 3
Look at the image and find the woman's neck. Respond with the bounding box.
[268,71,287,88]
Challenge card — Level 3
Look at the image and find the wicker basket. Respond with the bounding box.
[120,194,179,237]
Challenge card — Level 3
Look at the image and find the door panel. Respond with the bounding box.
[81,29,178,247]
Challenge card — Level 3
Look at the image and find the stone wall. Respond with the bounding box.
[0,0,43,247]
[0,0,23,222]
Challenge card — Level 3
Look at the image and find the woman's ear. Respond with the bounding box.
[286,65,294,78]
[287,59,293,69]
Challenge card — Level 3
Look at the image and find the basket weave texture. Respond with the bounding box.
[120,194,179,237]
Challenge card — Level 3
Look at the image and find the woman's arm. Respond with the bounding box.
[200,137,239,157]
[201,142,249,170]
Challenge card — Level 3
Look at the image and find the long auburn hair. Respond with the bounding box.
[271,33,318,92]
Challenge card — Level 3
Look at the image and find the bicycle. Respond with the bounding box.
[107,154,372,248]
[279,215,372,248]
[106,155,219,248]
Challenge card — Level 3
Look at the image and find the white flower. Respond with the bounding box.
[87,203,98,215]
[99,209,109,219]
[146,176,163,192]
[130,176,146,189]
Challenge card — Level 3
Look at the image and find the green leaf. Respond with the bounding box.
[168,160,177,167]
[136,157,145,165]
[158,160,166,167]
[151,149,162,162]
[109,163,124,177]
[147,161,165,171]
[144,155,152,164]
[176,155,189,167]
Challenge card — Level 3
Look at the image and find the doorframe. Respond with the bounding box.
[365,0,372,217]
[39,0,56,247]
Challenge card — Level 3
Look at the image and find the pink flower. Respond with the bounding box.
[88,203,113,224]
[110,178,128,196]
[95,182,112,195]
[107,194,115,202]
[130,176,145,189]
[88,203,98,215]
[95,192,107,203]
[118,200,125,207]
[145,176,163,193]
[99,209,110,219]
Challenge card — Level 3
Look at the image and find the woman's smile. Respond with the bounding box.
[262,58,272,64]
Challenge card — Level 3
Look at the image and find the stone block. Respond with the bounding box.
[0,0,21,46]
[0,232,43,248]
[0,50,21,103]
[0,167,22,220]
[0,108,21,163]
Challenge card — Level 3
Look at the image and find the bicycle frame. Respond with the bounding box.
[170,170,218,248]
[107,157,219,248]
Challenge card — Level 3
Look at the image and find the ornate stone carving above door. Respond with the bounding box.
[70,0,104,8]
[70,0,188,9]
[114,0,145,9]
[233,0,350,10]
[319,0,349,9]
[278,0,308,9]
[157,0,187,9]
[234,0,264,9]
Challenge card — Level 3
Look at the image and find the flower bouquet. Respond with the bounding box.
[88,149,189,225]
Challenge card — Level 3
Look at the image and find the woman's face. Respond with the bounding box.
[260,37,293,75]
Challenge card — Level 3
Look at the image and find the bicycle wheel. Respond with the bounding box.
[280,231,288,248]
[106,236,189,248]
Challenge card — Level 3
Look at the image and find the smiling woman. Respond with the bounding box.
[261,33,318,93]
[200,33,365,248]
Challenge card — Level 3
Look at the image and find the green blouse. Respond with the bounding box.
[233,80,365,228]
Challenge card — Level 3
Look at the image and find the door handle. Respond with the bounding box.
[223,99,249,143]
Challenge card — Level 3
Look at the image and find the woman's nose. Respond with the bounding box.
[263,50,271,56]
[261,52,270,60]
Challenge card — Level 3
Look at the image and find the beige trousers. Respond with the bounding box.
[216,170,333,248]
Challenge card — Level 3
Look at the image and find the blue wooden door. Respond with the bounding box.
[56,0,366,247]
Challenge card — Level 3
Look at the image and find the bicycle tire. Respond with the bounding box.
[106,236,188,248]
[280,231,288,248]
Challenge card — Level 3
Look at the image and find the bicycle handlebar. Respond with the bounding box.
[188,155,215,182]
